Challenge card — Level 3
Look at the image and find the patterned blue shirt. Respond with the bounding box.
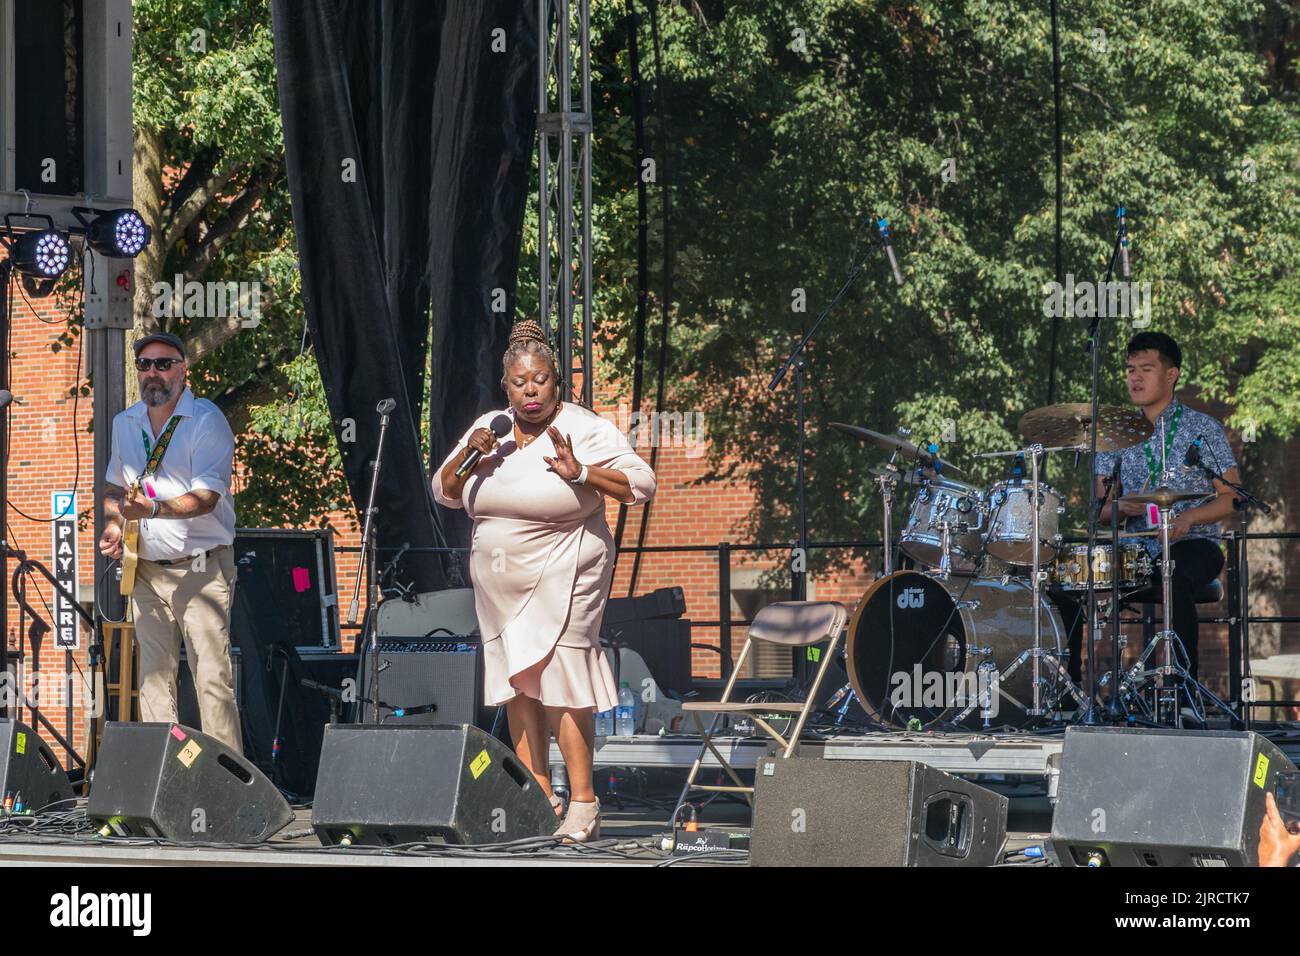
[1093,398,1237,556]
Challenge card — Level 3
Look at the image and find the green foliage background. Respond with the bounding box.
[128,0,1300,561]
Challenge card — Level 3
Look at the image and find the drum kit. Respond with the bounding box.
[825,402,1231,732]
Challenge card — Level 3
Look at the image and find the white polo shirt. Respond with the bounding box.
[105,386,237,561]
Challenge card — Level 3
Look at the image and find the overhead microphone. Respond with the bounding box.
[455,413,513,479]
[1183,435,1204,471]
[876,216,904,286]
[1117,205,1130,278]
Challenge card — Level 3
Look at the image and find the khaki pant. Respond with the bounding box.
[132,547,242,755]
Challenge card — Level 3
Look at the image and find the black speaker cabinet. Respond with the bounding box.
[312,723,555,846]
[0,720,75,813]
[751,756,1009,867]
[1050,726,1296,867]
[88,723,293,844]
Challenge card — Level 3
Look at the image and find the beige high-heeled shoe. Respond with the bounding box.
[548,793,565,817]
[554,797,601,843]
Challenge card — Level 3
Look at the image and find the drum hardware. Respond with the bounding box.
[972,442,1086,719]
[899,479,985,575]
[1110,489,1238,728]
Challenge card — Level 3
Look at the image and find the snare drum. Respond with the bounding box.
[898,477,985,573]
[984,480,1065,565]
[1052,542,1153,591]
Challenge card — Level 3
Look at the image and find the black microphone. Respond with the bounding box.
[455,413,513,478]
[1184,435,1204,470]
[876,216,904,285]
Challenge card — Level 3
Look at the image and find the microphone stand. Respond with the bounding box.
[348,399,395,722]
[1079,207,1128,725]
[768,215,900,620]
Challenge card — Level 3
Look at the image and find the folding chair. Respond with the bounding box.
[675,600,848,811]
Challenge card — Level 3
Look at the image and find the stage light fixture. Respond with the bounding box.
[72,206,152,258]
[0,214,72,297]
[2,215,71,279]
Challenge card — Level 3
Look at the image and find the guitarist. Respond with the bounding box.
[97,332,242,754]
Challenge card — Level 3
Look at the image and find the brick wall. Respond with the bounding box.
[9,293,1298,773]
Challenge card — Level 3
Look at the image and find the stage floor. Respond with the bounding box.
[0,799,1052,867]
[2,725,1292,867]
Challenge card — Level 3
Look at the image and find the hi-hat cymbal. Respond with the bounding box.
[1120,487,1210,509]
[829,422,964,477]
[1017,403,1153,452]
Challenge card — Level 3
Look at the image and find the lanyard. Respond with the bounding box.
[1142,403,1182,487]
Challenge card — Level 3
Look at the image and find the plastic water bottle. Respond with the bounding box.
[615,682,637,736]
[594,708,613,736]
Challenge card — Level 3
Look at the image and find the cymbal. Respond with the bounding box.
[1017,403,1153,452]
[829,422,965,478]
[1120,487,1209,509]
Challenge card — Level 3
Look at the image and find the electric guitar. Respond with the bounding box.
[118,480,148,597]
[118,414,181,597]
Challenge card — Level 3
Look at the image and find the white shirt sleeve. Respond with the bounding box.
[105,416,126,486]
[187,409,235,498]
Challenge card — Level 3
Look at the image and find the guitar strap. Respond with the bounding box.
[139,415,183,481]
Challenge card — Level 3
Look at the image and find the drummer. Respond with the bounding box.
[1089,331,1242,681]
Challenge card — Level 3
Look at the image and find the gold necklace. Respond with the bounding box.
[515,402,560,447]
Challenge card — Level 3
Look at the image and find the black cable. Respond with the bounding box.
[4,247,87,522]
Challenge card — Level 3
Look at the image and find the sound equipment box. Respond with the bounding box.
[750,756,1009,867]
[311,723,555,846]
[88,722,293,844]
[601,586,691,698]
[1050,726,1296,867]
[233,528,341,651]
[0,719,75,813]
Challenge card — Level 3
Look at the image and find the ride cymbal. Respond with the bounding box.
[1017,403,1153,453]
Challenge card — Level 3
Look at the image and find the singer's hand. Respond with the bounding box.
[463,427,500,467]
[542,427,582,480]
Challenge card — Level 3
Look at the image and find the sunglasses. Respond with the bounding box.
[135,357,182,371]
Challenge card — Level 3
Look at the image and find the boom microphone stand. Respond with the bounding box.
[1080,205,1130,725]
[768,215,903,615]
[348,398,396,722]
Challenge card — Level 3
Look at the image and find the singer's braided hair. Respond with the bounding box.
[501,319,560,383]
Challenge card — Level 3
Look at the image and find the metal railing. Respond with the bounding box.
[336,526,1300,727]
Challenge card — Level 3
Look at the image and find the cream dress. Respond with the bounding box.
[432,401,656,710]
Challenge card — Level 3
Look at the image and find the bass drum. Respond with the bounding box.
[845,571,1067,731]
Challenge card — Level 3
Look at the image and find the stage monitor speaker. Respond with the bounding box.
[751,756,1008,867]
[353,638,482,726]
[1049,726,1295,867]
[88,723,293,844]
[0,720,76,813]
[312,723,555,846]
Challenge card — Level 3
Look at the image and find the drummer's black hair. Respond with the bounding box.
[1126,331,1181,369]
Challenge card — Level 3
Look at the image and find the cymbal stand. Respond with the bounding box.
[873,455,902,577]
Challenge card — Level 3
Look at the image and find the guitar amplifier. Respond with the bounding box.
[353,638,482,726]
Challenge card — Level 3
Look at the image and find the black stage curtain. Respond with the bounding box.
[271,1,537,590]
